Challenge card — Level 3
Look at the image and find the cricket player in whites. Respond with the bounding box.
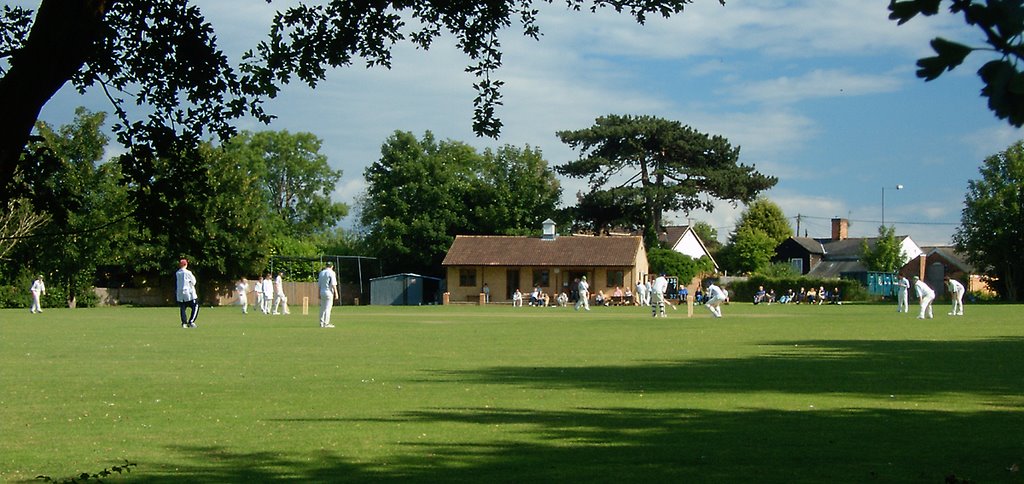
[944,276,965,316]
[318,261,339,328]
[896,274,910,313]
[913,276,935,319]
[705,280,727,318]
[651,273,668,317]
[273,271,290,315]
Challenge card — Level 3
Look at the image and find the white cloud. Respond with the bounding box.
[723,69,904,106]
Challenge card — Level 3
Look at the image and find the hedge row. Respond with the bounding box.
[723,276,869,303]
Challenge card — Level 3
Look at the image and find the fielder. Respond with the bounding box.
[273,271,290,315]
[318,261,339,328]
[705,281,727,318]
[896,275,910,313]
[574,276,590,311]
[913,276,934,319]
[945,276,965,316]
[29,274,45,314]
[236,278,249,314]
[175,259,199,328]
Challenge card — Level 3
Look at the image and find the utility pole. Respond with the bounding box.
[795,214,801,237]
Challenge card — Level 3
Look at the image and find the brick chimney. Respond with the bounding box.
[831,218,848,241]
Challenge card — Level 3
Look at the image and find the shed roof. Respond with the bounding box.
[442,235,644,267]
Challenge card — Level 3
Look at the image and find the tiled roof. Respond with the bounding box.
[658,226,690,247]
[789,237,826,254]
[806,260,867,279]
[442,235,644,267]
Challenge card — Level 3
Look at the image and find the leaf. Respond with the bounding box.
[916,38,973,80]
[888,0,943,24]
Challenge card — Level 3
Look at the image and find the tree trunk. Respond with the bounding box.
[0,0,110,193]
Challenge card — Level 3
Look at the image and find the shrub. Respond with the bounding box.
[727,276,866,303]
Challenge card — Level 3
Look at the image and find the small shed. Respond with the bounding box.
[370,273,443,306]
[841,271,898,297]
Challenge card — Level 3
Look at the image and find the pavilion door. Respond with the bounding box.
[506,270,520,300]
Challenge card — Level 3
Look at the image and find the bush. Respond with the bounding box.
[727,276,867,303]
[0,284,28,308]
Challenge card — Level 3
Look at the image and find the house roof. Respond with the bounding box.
[806,259,867,279]
[657,225,720,270]
[658,226,690,247]
[921,246,976,273]
[811,235,911,259]
[442,235,644,267]
[788,237,826,254]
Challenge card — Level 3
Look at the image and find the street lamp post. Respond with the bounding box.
[881,184,904,227]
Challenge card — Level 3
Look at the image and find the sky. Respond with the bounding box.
[29,0,1024,246]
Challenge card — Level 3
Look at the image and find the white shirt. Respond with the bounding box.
[30,279,45,295]
[652,276,668,295]
[236,281,248,294]
[318,267,337,296]
[578,279,589,294]
[947,279,965,294]
[914,279,934,299]
[275,274,285,296]
[898,277,910,292]
[707,284,726,301]
[636,282,647,295]
[176,267,197,302]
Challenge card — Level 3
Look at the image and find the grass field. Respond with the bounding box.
[1,302,1022,483]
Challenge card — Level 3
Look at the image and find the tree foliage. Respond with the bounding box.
[17,108,135,307]
[861,224,906,273]
[889,0,1024,127]
[556,115,777,245]
[719,198,792,275]
[953,140,1024,301]
[690,220,723,256]
[359,131,561,276]
[222,130,348,250]
[0,0,720,199]
[647,247,715,283]
[719,226,778,275]
[119,141,269,292]
[731,198,793,246]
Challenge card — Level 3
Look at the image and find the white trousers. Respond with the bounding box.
[706,296,724,317]
[320,292,335,326]
[950,290,964,315]
[273,294,289,314]
[897,290,908,313]
[30,292,42,313]
[575,291,590,311]
[918,294,934,319]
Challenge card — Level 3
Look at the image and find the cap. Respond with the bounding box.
[581,275,586,280]
[179,258,188,267]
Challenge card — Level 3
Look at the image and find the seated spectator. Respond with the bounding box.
[539,292,550,307]
[754,285,767,305]
[797,287,807,304]
[694,289,704,304]
[806,287,817,305]
[612,286,624,305]
[512,289,523,307]
[829,287,841,305]
[595,290,608,306]
[766,289,776,304]
[529,286,541,306]
[679,286,689,303]
[624,288,633,305]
